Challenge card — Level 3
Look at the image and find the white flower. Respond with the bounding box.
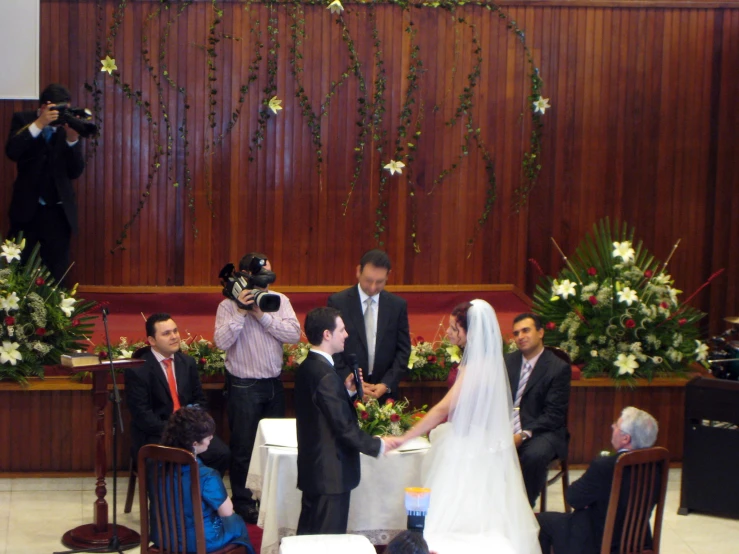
[617,287,638,306]
[612,241,635,262]
[615,353,639,375]
[384,160,405,175]
[268,96,283,114]
[590,350,599,357]
[0,292,20,313]
[533,96,551,114]
[0,340,22,366]
[666,286,681,305]
[100,55,117,75]
[119,349,133,359]
[694,340,709,362]
[59,295,76,317]
[446,344,462,363]
[554,279,577,299]
[327,0,344,14]
[652,356,663,364]
[1,241,22,263]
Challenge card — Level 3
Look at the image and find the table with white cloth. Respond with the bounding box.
[246,419,430,554]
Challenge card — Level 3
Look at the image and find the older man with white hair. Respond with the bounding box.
[536,406,660,554]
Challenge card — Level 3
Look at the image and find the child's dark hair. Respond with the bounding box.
[160,407,216,451]
[385,530,430,554]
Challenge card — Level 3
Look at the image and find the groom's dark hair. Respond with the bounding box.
[386,530,430,554]
[305,307,341,346]
[513,312,543,330]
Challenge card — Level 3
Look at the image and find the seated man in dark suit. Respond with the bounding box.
[505,313,571,507]
[125,313,230,476]
[327,249,410,401]
[536,406,660,554]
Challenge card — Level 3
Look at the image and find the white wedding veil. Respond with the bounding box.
[422,300,541,554]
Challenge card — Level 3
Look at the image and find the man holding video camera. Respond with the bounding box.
[5,84,86,283]
[214,252,301,523]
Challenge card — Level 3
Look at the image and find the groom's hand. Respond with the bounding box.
[381,436,402,453]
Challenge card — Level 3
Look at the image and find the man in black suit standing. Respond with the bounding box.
[536,407,659,554]
[295,307,388,535]
[327,250,410,401]
[505,313,572,507]
[125,313,230,474]
[5,84,85,283]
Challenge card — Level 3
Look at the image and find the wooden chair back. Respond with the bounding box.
[601,447,670,554]
[138,444,208,554]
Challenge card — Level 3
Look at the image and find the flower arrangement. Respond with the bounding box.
[532,219,711,382]
[180,335,228,377]
[0,237,97,384]
[407,335,462,381]
[283,340,311,372]
[355,397,426,436]
[93,336,146,360]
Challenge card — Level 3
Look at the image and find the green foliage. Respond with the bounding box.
[532,219,707,383]
[0,237,98,385]
[355,397,426,436]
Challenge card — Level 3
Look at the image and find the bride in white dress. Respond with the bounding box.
[389,299,541,554]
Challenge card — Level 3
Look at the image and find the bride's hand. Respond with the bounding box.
[382,435,406,453]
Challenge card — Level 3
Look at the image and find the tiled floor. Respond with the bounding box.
[0,469,737,553]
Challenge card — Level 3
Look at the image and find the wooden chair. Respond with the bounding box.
[539,346,572,513]
[600,447,670,554]
[138,444,247,554]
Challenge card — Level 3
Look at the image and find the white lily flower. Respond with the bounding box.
[617,287,638,306]
[59,295,76,317]
[1,292,20,313]
[612,241,635,262]
[694,340,709,362]
[0,340,22,366]
[268,96,283,114]
[666,286,681,304]
[615,353,639,375]
[533,96,551,115]
[652,356,663,364]
[590,350,599,357]
[384,160,405,176]
[554,279,577,299]
[446,345,461,363]
[119,349,133,359]
[1,241,22,263]
[327,0,344,14]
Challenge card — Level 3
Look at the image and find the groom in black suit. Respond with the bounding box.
[536,407,660,554]
[505,313,571,507]
[5,84,85,283]
[295,307,387,535]
[327,249,410,400]
[125,313,230,474]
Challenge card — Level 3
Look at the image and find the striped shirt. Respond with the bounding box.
[214,291,301,379]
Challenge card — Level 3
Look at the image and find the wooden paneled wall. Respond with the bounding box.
[0,0,737,333]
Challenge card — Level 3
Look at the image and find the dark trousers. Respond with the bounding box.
[297,491,351,535]
[537,512,571,554]
[518,434,557,507]
[9,203,71,284]
[226,375,285,510]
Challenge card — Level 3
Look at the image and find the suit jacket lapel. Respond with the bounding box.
[173,352,188,403]
[145,350,176,405]
[347,287,369,354]
[522,349,549,399]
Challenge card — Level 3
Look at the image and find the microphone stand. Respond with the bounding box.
[55,307,130,554]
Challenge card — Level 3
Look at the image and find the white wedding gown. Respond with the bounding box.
[420,300,541,554]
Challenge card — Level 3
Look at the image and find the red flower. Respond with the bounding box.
[35,277,45,286]
[385,399,395,406]
[644,270,653,278]
[625,319,636,329]
[546,321,556,331]
[427,355,437,363]
[588,296,598,306]
[35,327,46,336]
[200,357,207,365]
[72,319,80,327]
[99,351,108,359]
[587,267,597,276]
[4,316,15,325]
[678,318,687,326]
[353,400,360,408]
[416,336,425,344]
[361,411,369,420]
[390,413,400,422]
[660,302,669,309]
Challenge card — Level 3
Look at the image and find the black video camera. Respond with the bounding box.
[49,103,99,138]
[219,257,281,313]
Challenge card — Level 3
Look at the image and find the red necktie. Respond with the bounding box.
[162,358,181,412]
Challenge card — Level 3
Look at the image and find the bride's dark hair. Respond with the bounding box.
[450,301,473,333]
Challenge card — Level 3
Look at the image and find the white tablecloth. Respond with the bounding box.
[246,419,430,554]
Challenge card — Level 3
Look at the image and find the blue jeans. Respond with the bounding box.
[226,375,285,509]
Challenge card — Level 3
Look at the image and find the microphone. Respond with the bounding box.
[101,306,110,317]
[347,353,363,399]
